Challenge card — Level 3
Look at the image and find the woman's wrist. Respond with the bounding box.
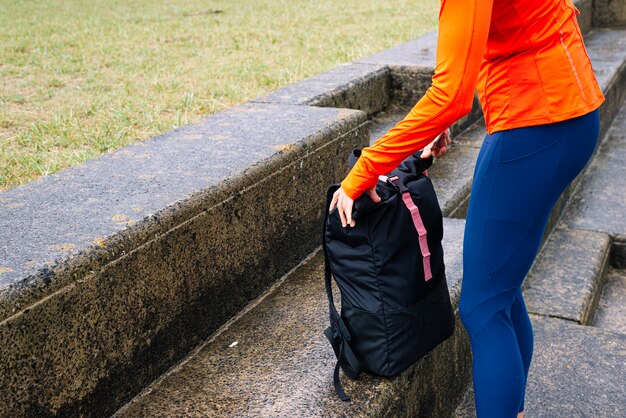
[340,179,362,200]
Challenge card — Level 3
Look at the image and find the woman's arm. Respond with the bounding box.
[340,0,495,200]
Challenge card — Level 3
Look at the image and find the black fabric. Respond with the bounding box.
[323,150,455,401]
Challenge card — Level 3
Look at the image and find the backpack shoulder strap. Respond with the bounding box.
[322,185,363,401]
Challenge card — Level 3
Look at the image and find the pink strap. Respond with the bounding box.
[400,192,433,281]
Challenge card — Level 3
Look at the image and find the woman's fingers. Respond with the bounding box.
[420,141,434,158]
[329,189,340,212]
[338,200,347,227]
[329,187,356,228]
[431,128,452,158]
[436,129,451,149]
[344,198,354,227]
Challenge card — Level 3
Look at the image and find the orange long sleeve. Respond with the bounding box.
[341,0,494,199]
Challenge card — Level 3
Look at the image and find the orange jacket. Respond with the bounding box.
[341,0,605,200]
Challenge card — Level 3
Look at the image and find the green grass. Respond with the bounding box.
[0,0,439,191]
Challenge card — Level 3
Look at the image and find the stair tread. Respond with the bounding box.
[455,314,626,417]
[522,227,611,324]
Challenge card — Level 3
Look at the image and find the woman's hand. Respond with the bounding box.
[331,128,449,227]
[421,128,451,159]
[329,187,381,228]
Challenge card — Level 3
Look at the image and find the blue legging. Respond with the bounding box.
[458,108,600,417]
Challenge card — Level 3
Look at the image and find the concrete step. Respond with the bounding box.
[454,314,626,418]
[593,267,626,334]
[114,219,471,417]
[561,95,626,243]
[522,226,611,324]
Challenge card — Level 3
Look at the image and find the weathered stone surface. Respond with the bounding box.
[437,118,486,219]
[385,66,436,107]
[368,103,411,144]
[114,219,469,417]
[254,63,391,115]
[592,0,626,28]
[357,31,438,69]
[574,0,593,35]
[356,32,437,107]
[522,315,626,418]
[452,118,486,149]
[455,315,626,418]
[0,103,369,417]
[429,144,480,218]
[522,227,611,324]
[585,28,626,141]
[561,99,626,240]
[442,218,466,305]
[0,103,365,316]
[593,267,626,334]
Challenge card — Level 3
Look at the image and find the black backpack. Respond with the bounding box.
[322,150,455,401]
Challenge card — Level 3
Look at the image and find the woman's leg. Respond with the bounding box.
[459,109,600,417]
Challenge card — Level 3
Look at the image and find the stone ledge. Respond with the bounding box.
[253,63,391,116]
[0,104,367,317]
[522,227,611,324]
[0,103,369,417]
[357,31,438,69]
[114,218,470,417]
[357,32,437,108]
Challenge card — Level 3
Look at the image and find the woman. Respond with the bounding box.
[329,0,604,416]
